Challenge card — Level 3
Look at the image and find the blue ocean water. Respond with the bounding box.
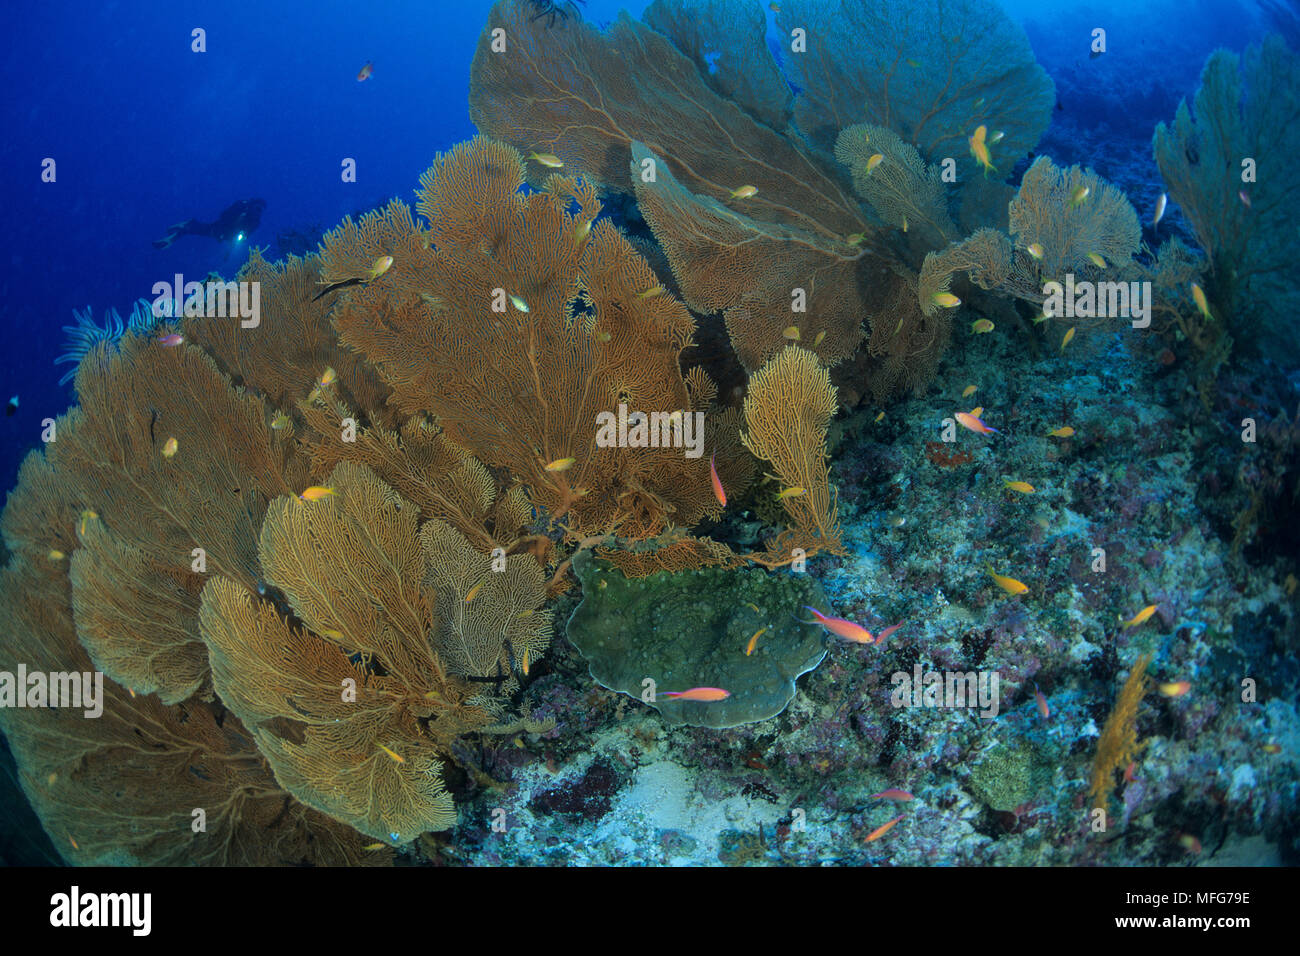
[1,0,1297,873]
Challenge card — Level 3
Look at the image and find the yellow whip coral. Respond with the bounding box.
[1088,651,1152,815]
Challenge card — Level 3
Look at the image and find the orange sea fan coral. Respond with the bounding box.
[325,136,716,541]
[69,518,210,704]
[201,462,504,844]
[0,559,380,865]
[779,0,1053,171]
[11,333,299,593]
[183,249,393,428]
[741,346,844,564]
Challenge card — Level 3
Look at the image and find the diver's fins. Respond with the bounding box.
[152,219,196,250]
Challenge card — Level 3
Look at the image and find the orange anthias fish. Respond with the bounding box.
[157,333,184,347]
[299,486,336,502]
[544,457,576,472]
[1032,682,1050,719]
[804,607,902,646]
[1158,680,1191,698]
[659,687,730,702]
[1046,426,1075,438]
[377,743,404,764]
[865,814,904,842]
[710,452,726,508]
[357,61,374,82]
[869,788,914,802]
[955,410,999,435]
[744,628,766,656]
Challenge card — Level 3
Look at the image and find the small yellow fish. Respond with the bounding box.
[962,384,978,398]
[932,292,961,308]
[320,628,344,640]
[968,125,995,176]
[544,457,576,472]
[813,330,826,347]
[1031,312,1049,325]
[970,406,983,418]
[1003,480,1035,494]
[745,628,767,656]
[846,232,867,245]
[971,318,994,334]
[299,486,336,501]
[1158,681,1191,698]
[367,255,394,279]
[1026,243,1044,260]
[518,609,535,618]
[464,579,486,603]
[874,411,885,423]
[1068,184,1090,209]
[776,486,806,499]
[635,284,664,299]
[986,564,1029,596]
[594,330,612,342]
[901,215,909,233]
[1060,326,1075,353]
[988,130,1005,144]
[1122,604,1157,629]
[522,647,531,677]
[1087,252,1106,269]
[1191,282,1212,321]
[79,509,97,536]
[529,151,564,168]
[866,153,884,173]
[1046,426,1075,438]
[161,436,179,459]
[1262,743,1282,755]
[730,185,758,199]
[319,366,338,387]
[362,843,388,851]
[48,549,65,561]
[271,412,292,430]
[509,293,529,313]
[783,325,801,341]
[573,219,592,245]
[377,743,405,764]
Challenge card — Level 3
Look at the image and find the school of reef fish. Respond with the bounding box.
[0,0,1297,865]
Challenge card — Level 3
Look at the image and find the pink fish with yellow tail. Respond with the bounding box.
[955,410,999,435]
[869,788,914,802]
[658,686,730,702]
[804,607,902,646]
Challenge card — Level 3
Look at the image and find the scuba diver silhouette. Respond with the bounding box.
[152,198,266,252]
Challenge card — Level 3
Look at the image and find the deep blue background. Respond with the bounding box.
[0,0,1288,500]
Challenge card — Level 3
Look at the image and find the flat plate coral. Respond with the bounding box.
[566,549,829,728]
